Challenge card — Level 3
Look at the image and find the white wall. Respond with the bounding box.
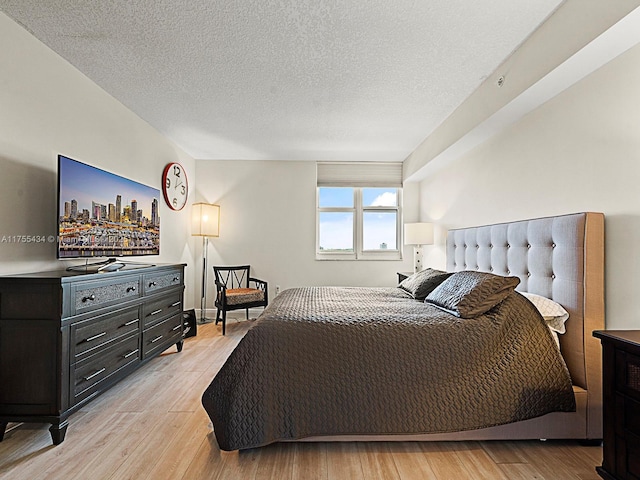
[416,43,640,329]
[193,160,418,313]
[0,13,197,306]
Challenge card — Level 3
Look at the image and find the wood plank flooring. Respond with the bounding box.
[0,318,603,479]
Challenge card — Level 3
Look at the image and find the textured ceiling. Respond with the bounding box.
[0,0,563,161]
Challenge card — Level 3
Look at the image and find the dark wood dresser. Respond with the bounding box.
[593,330,640,480]
[0,263,185,445]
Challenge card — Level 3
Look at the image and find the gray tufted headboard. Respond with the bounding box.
[446,212,604,419]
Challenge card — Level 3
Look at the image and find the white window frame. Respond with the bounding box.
[316,187,403,261]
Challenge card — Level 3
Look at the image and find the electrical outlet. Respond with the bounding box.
[275,285,281,295]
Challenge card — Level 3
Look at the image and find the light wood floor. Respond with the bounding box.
[0,317,603,480]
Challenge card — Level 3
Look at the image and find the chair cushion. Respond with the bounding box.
[226,288,265,306]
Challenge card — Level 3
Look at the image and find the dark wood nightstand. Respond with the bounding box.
[593,330,640,480]
[397,272,413,283]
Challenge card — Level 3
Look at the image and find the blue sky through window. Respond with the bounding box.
[363,211,397,250]
[318,187,353,208]
[318,187,397,251]
[319,212,353,250]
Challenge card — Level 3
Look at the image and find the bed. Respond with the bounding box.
[202,212,604,451]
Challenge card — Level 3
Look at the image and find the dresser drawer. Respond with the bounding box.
[142,292,182,327]
[71,334,140,405]
[616,393,640,439]
[619,429,640,479]
[71,276,140,315]
[142,315,182,359]
[143,269,183,295]
[616,351,640,402]
[71,306,140,360]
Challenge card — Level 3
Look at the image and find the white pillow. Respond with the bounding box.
[519,292,569,334]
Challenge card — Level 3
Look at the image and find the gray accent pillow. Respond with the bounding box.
[398,268,453,300]
[425,271,520,318]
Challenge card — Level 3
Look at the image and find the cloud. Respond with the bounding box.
[370,192,396,206]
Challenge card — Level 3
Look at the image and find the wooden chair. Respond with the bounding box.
[213,265,268,335]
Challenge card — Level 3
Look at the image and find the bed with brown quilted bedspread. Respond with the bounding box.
[202,286,575,451]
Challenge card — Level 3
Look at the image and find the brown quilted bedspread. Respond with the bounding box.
[202,287,575,451]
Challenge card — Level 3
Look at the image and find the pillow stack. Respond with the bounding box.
[425,271,520,318]
[398,268,453,301]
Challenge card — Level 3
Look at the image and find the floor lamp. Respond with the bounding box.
[404,222,434,273]
[192,203,220,323]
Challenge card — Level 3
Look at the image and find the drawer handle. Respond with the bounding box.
[82,294,96,302]
[150,335,163,343]
[85,332,106,342]
[149,309,163,316]
[173,276,180,282]
[84,368,106,381]
[149,281,157,287]
[123,319,139,327]
[170,301,181,307]
[127,286,136,293]
[172,324,182,331]
[123,349,139,359]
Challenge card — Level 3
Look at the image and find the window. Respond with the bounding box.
[316,161,403,261]
[317,186,402,260]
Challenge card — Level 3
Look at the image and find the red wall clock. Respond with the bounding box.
[162,162,188,211]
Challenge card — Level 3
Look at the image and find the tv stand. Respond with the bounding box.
[0,263,185,445]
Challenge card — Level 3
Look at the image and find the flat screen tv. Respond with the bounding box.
[57,155,160,259]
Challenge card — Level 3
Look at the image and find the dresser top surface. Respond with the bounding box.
[0,263,185,283]
[593,330,640,347]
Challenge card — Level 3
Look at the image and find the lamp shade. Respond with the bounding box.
[192,203,220,237]
[404,222,434,245]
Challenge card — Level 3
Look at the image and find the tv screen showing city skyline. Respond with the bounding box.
[57,155,160,258]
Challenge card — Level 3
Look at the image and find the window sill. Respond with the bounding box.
[315,252,403,261]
